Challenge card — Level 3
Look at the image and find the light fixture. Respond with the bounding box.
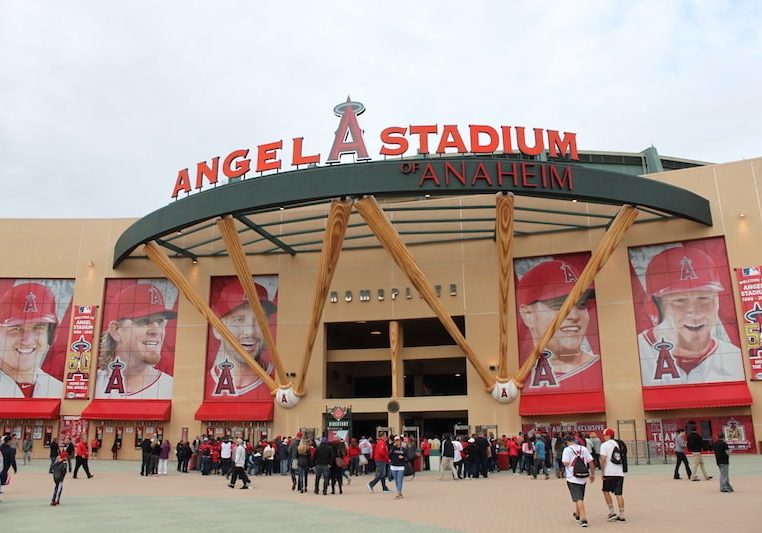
[192,259,198,264]
[424,194,431,199]
[455,373,461,377]
[87,260,94,267]
[571,199,578,203]
[370,330,382,335]
[739,211,746,218]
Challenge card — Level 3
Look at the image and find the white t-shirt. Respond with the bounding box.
[221,440,232,459]
[562,444,593,485]
[599,438,624,477]
[453,440,463,462]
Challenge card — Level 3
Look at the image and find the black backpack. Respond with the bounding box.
[614,439,628,472]
[442,438,454,458]
[571,448,590,478]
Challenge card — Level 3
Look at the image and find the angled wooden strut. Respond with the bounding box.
[513,205,639,386]
[356,196,494,389]
[390,320,401,399]
[295,199,353,396]
[217,216,288,387]
[143,240,278,392]
[495,193,515,383]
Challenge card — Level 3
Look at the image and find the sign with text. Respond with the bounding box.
[736,265,762,380]
[64,305,98,399]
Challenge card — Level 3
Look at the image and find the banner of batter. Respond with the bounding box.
[628,237,745,386]
[514,253,603,393]
[0,279,73,398]
[204,275,278,401]
[95,279,179,399]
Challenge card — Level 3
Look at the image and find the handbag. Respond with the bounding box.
[358,454,368,466]
[335,456,344,467]
[291,458,298,470]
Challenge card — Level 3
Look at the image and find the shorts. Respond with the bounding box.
[566,481,586,502]
[602,476,624,495]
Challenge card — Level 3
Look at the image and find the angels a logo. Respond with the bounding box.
[214,359,236,395]
[23,291,39,313]
[330,406,346,421]
[679,256,699,281]
[148,286,164,305]
[105,359,126,394]
[530,350,559,388]
[653,338,680,380]
[560,262,578,284]
[71,335,92,354]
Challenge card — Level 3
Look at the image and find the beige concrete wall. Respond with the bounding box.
[3,157,762,459]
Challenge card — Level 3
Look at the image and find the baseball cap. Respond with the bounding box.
[212,280,276,317]
[296,432,303,438]
[0,282,58,327]
[603,428,615,439]
[517,260,592,306]
[646,246,724,298]
[104,283,177,325]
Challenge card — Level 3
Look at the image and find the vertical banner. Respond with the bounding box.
[736,266,762,380]
[64,305,98,399]
[44,425,53,446]
[514,253,603,393]
[629,237,744,386]
[0,279,74,398]
[134,426,144,448]
[95,279,179,400]
[204,275,278,401]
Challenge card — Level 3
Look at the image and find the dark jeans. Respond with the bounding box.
[314,464,331,493]
[368,461,389,490]
[674,452,692,478]
[141,453,151,475]
[221,457,232,476]
[229,465,250,486]
[73,457,91,477]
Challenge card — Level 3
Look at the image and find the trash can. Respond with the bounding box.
[414,453,423,472]
[429,450,441,472]
[497,451,510,471]
[189,453,197,471]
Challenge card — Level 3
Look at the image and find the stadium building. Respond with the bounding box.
[2,100,761,461]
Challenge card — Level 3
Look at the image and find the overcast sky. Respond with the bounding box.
[1,1,760,219]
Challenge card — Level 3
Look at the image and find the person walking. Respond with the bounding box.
[389,435,407,499]
[599,428,626,522]
[65,438,75,473]
[313,437,335,495]
[228,438,250,489]
[562,434,596,528]
[367,433,390,493]
[50,451,68,506]
[673,428,692,480]
[72,437,93,479]
[713,432,734,493]
[22,435,33,465]
[158,438,170,475]
[687,425,712,481]
[49,437,60,469]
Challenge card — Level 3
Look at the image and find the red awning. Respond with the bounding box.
[642,381,752,411]
[0,399,60,419]
[519,390,606,416]
[81,400,171,421]
[194,401,274,422]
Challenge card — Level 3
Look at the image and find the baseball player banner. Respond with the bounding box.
[204,275,278,401]
[0,278,74,399]
[95,279,179,400]
[629,237,745,387]
[514,253,604,394]
[647,415,756,454]
[735,265,762,380]
[64,305,98,399]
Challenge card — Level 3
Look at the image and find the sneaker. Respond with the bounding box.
[227,484,234,488]
[573,512,580,523]
[346,477,351,485]
[240,485,249,490]
[616,517,626,522]
[691,478,700,482]
[607,513,618,522]
[706,476,713,480]
[382,488,392,493]
[580,520,588,528]
[50,501,56,506]
[367,483,374,493]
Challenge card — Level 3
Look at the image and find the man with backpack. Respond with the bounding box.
[562,433,595,528]
[599,428,626,522]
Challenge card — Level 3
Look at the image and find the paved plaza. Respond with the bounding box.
[1,455,760,532]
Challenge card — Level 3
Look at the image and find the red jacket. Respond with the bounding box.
[75,440,89,458]
[373,438,389,463]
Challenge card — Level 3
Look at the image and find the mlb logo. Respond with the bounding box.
[79,306,92,313]
[742,267,760,277]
